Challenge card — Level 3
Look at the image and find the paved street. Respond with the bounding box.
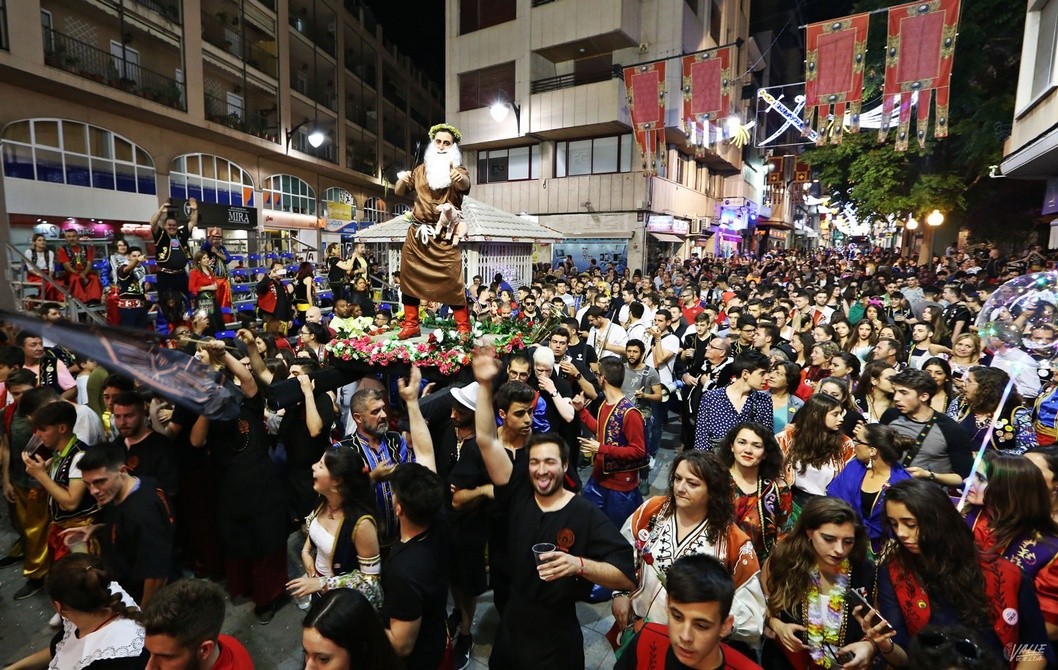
[0,417,683,669]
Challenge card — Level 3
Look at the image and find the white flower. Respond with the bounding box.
[432,328,445,343]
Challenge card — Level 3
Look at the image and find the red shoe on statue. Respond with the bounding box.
[397,305,420,340]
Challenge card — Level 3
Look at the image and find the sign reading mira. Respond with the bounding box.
[170,198,258,230]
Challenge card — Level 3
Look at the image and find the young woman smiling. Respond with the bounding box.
[717,422,792,561]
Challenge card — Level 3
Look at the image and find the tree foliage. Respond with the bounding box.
[800,0,1043,248]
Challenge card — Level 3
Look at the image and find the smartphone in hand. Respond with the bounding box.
[847,587,894,634]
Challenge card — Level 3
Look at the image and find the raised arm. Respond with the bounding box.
[148,201,170,235]
[399,365,435,473]
[473,351,513,486]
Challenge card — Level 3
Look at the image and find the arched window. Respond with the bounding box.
[321,187,357,221]
[363,196,387,223]
[263,174,316,215]
[1,118,155,194]
[170,154,254,207]
[392,203,411,217]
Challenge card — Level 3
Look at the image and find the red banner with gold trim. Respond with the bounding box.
[624,62,667,176]
[879,0,961,151]
[681,46,735,155]
[804,13,870,144]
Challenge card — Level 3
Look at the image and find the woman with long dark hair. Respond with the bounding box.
[922,357,955,414]
[776,393,855,517]
[861,479,1051,668]
[298,322,332,364]
[717,422,792,560]
[761,497,876,669]
[947,366,1037,454]
[853,361,896,423]
[24,232,60,304]
[6,554,148,669]
[302,589,401,670]
[292,261,316,321]
[188,251,224,335]
[1027,446,1058,524]
[963,453,1058,642]
[799,343,839,399]
[287,447,382,609]
[826,424,913,554]
[613,451,766,650]
[845,320,878,364]
[816,376,865,438]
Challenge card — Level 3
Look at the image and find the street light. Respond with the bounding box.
[927,209,944,227]
[905,215,919,231]
[286,118,328,152]
[490,98,522,135]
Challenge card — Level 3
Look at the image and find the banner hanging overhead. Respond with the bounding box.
[879,0,961,151]
[623,62,667,176]
[681,46,736,154]
[804,13,870,144]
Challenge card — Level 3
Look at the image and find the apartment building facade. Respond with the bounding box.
[446,0,772,272]
[0,0,443,258]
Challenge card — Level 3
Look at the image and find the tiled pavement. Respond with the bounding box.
[0,419,685,669]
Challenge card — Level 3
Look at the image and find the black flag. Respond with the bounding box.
[2,311,241,421]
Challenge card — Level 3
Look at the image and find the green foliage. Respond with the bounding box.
[801,0,1043,248]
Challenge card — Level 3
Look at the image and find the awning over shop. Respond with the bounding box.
[755,220,794,230]
[649,233,684,243]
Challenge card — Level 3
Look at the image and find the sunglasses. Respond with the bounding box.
[917,631,983,660]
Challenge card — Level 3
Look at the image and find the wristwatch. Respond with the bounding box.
[927,468,937,482]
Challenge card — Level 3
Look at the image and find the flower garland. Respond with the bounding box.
[325,320,531,375]
[805,559,850,668]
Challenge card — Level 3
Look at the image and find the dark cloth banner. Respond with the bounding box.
[681,46,736,154]
[804,13,870,144]
[624,62,667,176]
[1,311,241,421]
[880,0,961,151]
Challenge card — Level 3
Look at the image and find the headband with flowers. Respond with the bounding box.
[429,123,462,143]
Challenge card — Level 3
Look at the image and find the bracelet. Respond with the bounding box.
[578,557,585,574]
[575,374,582,380]
[874,639,896,655]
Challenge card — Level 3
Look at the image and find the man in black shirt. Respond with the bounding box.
[473,352,636,670]
[279,359,336,520]
[381,463,450,670]
[149,199,198,305]
[109,391,178,500]
[68,441,174,607]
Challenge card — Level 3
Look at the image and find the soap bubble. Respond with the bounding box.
[976,271,1058,357]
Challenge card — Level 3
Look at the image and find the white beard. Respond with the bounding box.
[424,143,462,191]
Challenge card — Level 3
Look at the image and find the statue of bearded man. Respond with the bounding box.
[392,123,472,339]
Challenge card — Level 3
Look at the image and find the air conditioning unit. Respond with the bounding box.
[691,217,705,235]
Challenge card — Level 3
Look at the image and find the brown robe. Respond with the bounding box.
[394,163,470,306]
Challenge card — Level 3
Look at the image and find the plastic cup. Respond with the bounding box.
[532,543,556,569]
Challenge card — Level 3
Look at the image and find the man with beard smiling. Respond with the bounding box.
[394,124,473,338]
[63,441,173,607]
[472,351,635,670]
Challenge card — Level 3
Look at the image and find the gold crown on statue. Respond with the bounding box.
[429,123,462,143]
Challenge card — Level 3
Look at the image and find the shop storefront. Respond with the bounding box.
[552,237,630,271]
[645,214,689,265]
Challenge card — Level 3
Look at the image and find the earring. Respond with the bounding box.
[866,456,874,470]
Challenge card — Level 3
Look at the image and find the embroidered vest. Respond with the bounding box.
[117,267,145,300]
[597,396,647,474]
[35,352,61,393]
[887,556,1020,657]
[154,228,190,268]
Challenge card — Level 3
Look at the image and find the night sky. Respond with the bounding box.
[362,0,446,85]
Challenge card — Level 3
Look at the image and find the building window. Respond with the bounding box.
[263,174,315,215]
[477,145,541,183]
[1032,0,1058,99]
[363,197,388,223]
[460,0,516,35]
[459,61,515,112]
[555,135,632,177]
[170,154,254,207]
[1,118,155,194]
[322,186,356,222]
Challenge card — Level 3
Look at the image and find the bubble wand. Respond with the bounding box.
[956,370,1018,512]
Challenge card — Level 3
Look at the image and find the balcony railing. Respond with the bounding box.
[204,92,278,142]
[291,78,337,111]
[344,56,377,87]
[287,13,335,56]
[530,68,622,93]
[345,106,377,133]
[100,0,181,24]
[43,28,185,110]
[201,11,278,79]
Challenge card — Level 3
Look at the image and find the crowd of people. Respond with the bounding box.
[4,232,1058,670]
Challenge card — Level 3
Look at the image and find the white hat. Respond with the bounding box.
[450,383,478,412]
